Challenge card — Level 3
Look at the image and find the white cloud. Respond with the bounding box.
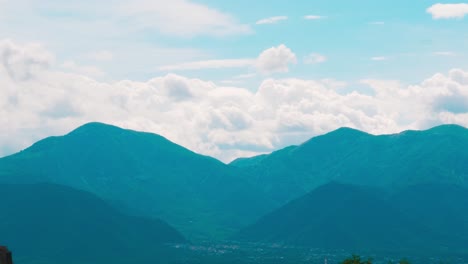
[427,3,468,19]
[256,16,288,25]
[304,53,327,64]
[256,44,297,75]
[304,15,326,20]
[371,56,387,61]
[369,21,385,25]
[2,39,468,163]
[159,44,297,75]
[158,59,255,71]
[0,39,54,81]
[118,0,252,37]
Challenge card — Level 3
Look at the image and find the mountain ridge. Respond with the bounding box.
[0,122,274,240]
[1,122,467,241]
[231,123,468,206]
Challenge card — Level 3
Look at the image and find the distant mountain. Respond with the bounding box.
[0,122,273,239]
[230,125,468,205]
[0,183,185,264]
[237,183,468,254]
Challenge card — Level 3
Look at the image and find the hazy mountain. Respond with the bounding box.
[237,183,468,254]
[230,125,468,205]
[0,122,273,240]
[0,183,185,264]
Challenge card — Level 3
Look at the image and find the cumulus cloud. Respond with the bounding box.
[304,53,327,64]
[256,16,288,25]
[0,39,54,81]
[427,3,468,19]
[256,44,297,74]
[2,39,468,162]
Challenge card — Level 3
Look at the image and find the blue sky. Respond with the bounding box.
[0,1,468,161]
[1,0,467,85]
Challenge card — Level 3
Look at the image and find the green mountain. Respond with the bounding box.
[0,183,185,264]
[236,183,468,254]
[391,184,468,241]
[2,123,467,244]
[0,122,273,239]
[230,125,468,206]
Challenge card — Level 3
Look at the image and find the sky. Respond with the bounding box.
[0,0,468,162]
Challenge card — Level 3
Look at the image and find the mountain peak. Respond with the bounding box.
[427,124,467,134]
[329,126,371,136]
[69,122,124,135]
[299,126,371,149]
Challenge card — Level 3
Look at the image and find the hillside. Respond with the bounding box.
[0,183,185,264]
[237,183,468,254]
[0,122,273,239]
[230,125,468,205]
[391,184,468,240]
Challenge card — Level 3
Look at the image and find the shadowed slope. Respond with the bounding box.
[237,183,467,253]
[0,183,186,264]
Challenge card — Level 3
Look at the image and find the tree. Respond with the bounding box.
[341,255,373,264]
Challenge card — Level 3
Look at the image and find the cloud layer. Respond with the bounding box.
[1,39,468,162]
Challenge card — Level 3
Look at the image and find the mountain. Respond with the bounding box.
[391,184,468,241]
[236,183,468,254]
[0,183,186,264]
[230,125,468,206]
[0,122,273,239]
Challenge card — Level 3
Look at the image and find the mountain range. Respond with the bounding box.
[231,125,468,206]
[1,122,468,260]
